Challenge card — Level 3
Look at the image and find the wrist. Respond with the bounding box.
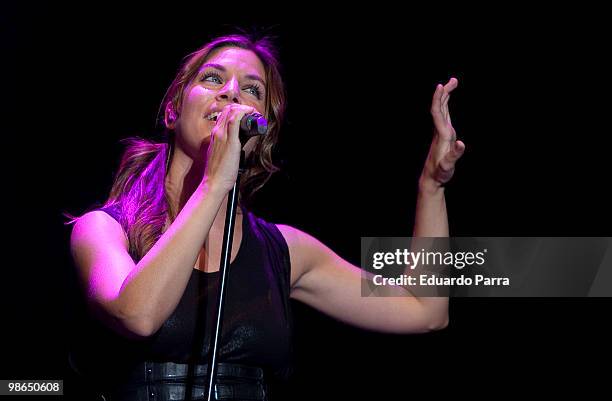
[198,178,228,201]
[418,175,445,196]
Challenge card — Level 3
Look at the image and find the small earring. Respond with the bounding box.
[167,114,176,127]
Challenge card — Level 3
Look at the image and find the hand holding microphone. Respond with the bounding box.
[203,105,268,194]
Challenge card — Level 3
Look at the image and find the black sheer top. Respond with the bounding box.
[68,204,293,390]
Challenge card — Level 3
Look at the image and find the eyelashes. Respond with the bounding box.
[246,83,262,99]
[201,71,223,84]
[200,71,263,99]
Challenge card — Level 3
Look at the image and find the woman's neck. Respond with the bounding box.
[164,145,237,223]
[165,145,206,213]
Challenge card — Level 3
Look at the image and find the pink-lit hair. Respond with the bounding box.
[68,34,286,261]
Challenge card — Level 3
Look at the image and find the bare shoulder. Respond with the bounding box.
[275,224,325,248]
[275,223,306,247]
[275,224,325,263]
[276,224,306,288]
[69,210,144,338]
[70,210,129,251]
[70,210,132,291]
[275,224,334,291]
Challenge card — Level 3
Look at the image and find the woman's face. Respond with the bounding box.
[174,46,267,159]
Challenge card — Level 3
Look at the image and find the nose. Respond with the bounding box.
[215,77,241,104]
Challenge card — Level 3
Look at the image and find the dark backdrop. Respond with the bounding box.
[2,3,611,399]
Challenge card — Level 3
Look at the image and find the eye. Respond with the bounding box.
[201,71,223,84]
[244,84,262,99]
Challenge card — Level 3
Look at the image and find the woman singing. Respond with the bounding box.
[68,33,465,400]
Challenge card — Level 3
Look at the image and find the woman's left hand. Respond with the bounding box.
[420,77,465,190]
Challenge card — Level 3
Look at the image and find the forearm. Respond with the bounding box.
[117,180,226,335]
[407,77,462,329]
[413,176,449,237]
[412,176,449,328]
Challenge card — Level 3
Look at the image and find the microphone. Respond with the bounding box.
[239,113,268,143]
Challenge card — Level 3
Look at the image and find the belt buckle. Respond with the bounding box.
[213,383,220,400]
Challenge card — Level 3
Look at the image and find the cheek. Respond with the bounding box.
[175,87,214,146]
[182,86,211,115]
[246,98,267,116]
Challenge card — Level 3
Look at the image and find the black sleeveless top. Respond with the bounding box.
[68,204,294,390]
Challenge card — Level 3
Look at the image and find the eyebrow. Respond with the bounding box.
[201,63,266,86]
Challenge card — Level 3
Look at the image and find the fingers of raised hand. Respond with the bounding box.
[442,78,458,121]
[431,84,445,125]
[441,77,458,104]
[431,78,458,137]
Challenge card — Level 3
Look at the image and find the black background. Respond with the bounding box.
[2,2,611,399]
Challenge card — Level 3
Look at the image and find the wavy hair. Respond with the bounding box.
[68,34,286,262]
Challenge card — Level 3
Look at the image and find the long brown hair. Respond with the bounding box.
[69,34,286,262]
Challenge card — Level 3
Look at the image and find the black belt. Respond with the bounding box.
[99,362,267,401]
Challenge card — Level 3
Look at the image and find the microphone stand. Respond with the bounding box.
[203,149,245,401]
[201,113,266,401]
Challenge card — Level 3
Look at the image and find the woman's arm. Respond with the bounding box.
[282,78,464,334]
[70,104,256,338]
[411,77,465,327]
[415,77,465,237]
[282,225,448,333]
[71,181,226,338]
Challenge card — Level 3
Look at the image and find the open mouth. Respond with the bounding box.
[205,111,221,121]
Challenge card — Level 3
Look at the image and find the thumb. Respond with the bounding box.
[438,140,465,173]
